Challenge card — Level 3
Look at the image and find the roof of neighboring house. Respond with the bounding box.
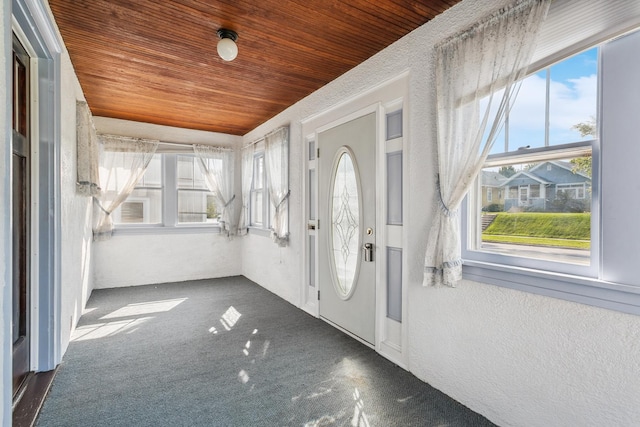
[529,160,591,180]
[481,171,508,187]
[502,170,552,187]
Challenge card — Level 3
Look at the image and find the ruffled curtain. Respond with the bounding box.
[193,145,236,236]
[94,135,159,241]
[238,143,255,236]
[423,0,550,286]
[76,100,101,197]
[265,126,290,246]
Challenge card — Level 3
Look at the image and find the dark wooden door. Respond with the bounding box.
[12,35,31,396]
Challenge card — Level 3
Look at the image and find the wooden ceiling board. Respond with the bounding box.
[48,0,461,135]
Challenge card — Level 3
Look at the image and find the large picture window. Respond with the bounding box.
[467,47,596,270]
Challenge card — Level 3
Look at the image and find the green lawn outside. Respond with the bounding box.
[482,212,591,249]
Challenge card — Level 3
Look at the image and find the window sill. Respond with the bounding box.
[113,224,221,236]
[462,260,640,316]
[247,226,271,238]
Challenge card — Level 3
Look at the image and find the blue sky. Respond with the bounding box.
[490,47,598,154]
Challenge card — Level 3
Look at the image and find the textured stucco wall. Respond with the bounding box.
[93,233,242,289]
[59,47,95,355]
[410,279,640,426]
[241,0,640,425]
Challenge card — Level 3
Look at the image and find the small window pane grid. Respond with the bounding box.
[250,152,269,228]
[307,138,317,292]
[469,46,597,269]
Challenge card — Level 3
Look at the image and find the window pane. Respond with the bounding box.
[251,191,263,226]
[138,155,162,187]
[177,155,194,188]
[548,48,598,145]
[478,155,591,265]
[507,71,547,150]
[113,188,162,224]
[178,189,217,224]
[177,155,208,190]
[253,155,264,190]
[492,47,598,155]
[112,153,163,225]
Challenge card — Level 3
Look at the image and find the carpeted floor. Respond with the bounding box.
[36,277,495,427]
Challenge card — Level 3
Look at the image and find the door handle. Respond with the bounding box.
[363,243,374,262]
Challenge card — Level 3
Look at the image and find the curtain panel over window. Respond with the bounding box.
[423,0,551,287]
[238,143,255,235]
[93,135,159,240]
[76,100,101,197]
[193,145,236,236]
[265,126,290,246]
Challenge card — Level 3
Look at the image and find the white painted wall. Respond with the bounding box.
[58,48,95,354]
[241,0,640,426]
[1,1,11,423]
[93,233,242,288]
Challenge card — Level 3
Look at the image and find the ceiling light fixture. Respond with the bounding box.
[217,29,238,62]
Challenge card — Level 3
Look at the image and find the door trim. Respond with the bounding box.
[11,0,63,387]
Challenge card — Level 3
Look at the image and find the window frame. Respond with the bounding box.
[175,154,220,225]
[460,30,640,315]
[113,153,222,235]
[249,150,270,232]
[463,141,597,277]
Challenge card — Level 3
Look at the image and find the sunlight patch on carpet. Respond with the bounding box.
[100,298,187,319]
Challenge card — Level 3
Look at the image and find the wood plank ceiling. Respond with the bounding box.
[48,0,460,135]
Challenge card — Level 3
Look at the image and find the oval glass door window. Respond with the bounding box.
[330,149,360,298]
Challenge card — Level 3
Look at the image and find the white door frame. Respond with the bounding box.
[301,71,410,368]
[11,0,63,376]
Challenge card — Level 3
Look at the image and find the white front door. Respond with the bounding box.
[318,112,376,345]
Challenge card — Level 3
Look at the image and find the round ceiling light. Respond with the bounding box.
[217,29,238,62]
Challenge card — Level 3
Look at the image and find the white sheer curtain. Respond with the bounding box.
[193,145,236,236]
[265,126,290,246]
[423,0,550,287]
[238,143,254,235]
[76,100,101,197]
[94,135,159,241]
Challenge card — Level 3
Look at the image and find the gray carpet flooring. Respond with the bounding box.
[36,277,495,427]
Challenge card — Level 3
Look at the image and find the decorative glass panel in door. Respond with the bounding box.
[330,150,360,298]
